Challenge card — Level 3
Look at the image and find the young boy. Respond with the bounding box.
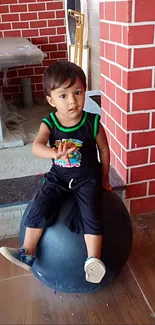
[0,61,111,284]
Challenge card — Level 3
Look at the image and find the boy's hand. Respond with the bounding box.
[52,141,75,165]
[102,178,112,192]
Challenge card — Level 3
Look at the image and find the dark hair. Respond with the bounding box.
[43,60,87,96]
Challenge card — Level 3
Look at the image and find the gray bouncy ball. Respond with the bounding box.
[19,191,133,293]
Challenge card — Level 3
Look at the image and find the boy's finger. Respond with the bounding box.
[63,141,67,153]
[65,156,71,166]
[58,142,62,153]
[67,146,76,154]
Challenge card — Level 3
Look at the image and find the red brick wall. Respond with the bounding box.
[100,0,155,215]
[0,0,67,103]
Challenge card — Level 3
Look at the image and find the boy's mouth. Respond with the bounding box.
[69,107,78,112]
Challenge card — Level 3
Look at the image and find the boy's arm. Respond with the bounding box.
[32,123,76,162]
[96,123,112,191]
[32,123,56,159]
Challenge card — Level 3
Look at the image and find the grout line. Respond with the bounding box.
[0,273,32,283]
[127,263,155,317]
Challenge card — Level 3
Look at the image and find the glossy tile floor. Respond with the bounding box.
[0,214,155,324]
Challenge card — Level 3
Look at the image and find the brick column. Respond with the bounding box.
[100,0,155,215]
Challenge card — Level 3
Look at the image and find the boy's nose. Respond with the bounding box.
[69,95,76,105]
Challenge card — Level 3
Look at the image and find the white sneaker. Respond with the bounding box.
[84,257,106,283]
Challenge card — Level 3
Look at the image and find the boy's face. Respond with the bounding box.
[46,78,86,120]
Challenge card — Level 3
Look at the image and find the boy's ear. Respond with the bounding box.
[46,95,55,107]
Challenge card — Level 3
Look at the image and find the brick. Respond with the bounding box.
[100,2,105,20]
[130,165,155,182]
[47,2,63,10]
[126,183,147,198]
[7,70,17,78]
[1,0,17,3]
[116,46,131,68]
[110,150,116,167]
[105,1,115,21]
[57,26,66,35]
[0,23,11,30]
[101,76,106,93]
[48,19,64,27]
[101,93,110,113]
[133,91,155,111]
[100,59,109,78]
[0,5,9,13]
[2,13,19,22]
[31,76,43,84]
[150,148,155,163]
[110,64,121,85]
[100,41,105,58]
[30,21,46,28]
[127,113,149,131]
[127,149,148,166]
[32,37,48,45]
[49,35,65,43]
[123,26,128,45]
[111,102,121,125]
[116,0,132,23]
[116,87,130,111]
[10,4,27,12]
[123,70,152,90]
[56,10,65,19]
[4,30,21,37]
[29,3,45,11]
[105,43,115,62]
[101,109,106,125]
[42,59,57,67]
[36,84,43,91]
[152,112,155,128]
[111,135,121,159]
[50,51,66,59]
[135,0,155,22]
[38,11,55,19]
[12,22,28,29]
[18,68,34,77]
[149,181,155,195]
[110,24,122,43]
[106,79,115,102]
[22,29,38,37]
[20,12,37,21]
[116,124,128,148]
[115,157,127,183]
[132,130,155,148]
[129,25,154,45]
[10,78,20,85]
[100,22,109,41]
[3,86,20,93]
[40,44,57,52]
[40,28,56,36]
[32,90,44,99]
[106,114,115,135]
[131,197,155,215]
[58,43,67,51]
[134,48,155,68]
[35,67,46,75]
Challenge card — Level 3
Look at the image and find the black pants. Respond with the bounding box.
[25,170,103,235]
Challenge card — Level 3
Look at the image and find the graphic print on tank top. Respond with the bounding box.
[54,138,83,167]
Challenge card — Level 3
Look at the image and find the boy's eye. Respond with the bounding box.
[75,90,81,95]
[60,94,66,99]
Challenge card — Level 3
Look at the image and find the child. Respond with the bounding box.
[0,61,111,284]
